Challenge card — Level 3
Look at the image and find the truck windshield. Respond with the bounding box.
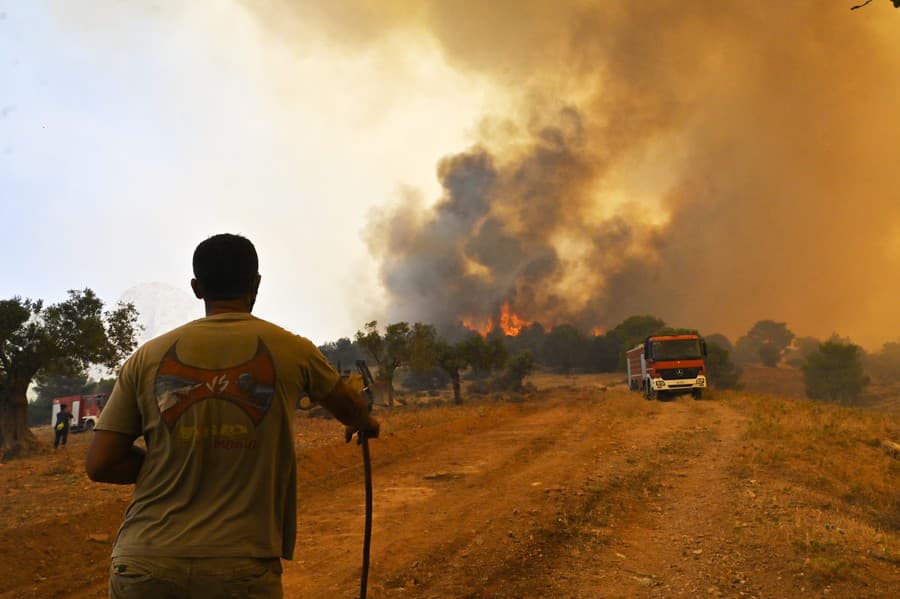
[652,339,702,361]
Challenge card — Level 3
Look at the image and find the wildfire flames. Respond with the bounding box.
[499,303,528,336]
[462,303,612,338]
[461,315,495,337]
[248,0,900,354]
[462,302,530,337]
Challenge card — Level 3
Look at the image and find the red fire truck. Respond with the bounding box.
[626,334,708,400]
[51,394,109,432]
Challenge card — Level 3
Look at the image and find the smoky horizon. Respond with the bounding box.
[247,1,900,350]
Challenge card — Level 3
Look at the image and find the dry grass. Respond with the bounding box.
[741,363,900,416]
[725,391,900,587]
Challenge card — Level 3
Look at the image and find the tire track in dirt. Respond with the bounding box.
[283,399,595,597]
[278,392,705,598]
[547,397,899,599]
[543,399,753,598]
[401,394,706,598]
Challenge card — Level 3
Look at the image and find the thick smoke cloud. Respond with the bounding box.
[250,1,900,347]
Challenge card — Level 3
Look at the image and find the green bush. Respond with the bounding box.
[705,342,742,390]
[495,351,536,392]
[802,339,869,404]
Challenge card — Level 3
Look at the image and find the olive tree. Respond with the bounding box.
[355,320,411,406]
[734,320,795,366]
[0,290,138,459]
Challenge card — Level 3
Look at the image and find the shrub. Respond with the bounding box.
[802,339,869,405]
[471,351,536,394]
[705,342,743,390]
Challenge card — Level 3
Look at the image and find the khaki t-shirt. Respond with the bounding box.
[96,313,340,560]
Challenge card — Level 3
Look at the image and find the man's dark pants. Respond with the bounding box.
[109,556,283,598]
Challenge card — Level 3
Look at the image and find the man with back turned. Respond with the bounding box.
[86,233,379,598]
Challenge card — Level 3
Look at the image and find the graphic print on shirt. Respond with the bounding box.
[154,339,276,428]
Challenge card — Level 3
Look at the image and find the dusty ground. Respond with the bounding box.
[1,372,898,598]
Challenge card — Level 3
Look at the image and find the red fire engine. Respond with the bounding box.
[51,394,109,432]
[626,334,708,400]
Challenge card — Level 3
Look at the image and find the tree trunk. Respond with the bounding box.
[451,370,462,405]
[377,368,396,408]
[386,381,395,407]
[0,385,42,460]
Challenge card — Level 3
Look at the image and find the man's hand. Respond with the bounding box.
[320,379,381,441]
[345,416,380,444]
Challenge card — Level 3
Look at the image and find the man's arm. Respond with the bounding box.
[318,378,380,439]
[85,430,146,484]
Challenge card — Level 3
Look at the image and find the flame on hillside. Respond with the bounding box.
[499,302,529,336]
[322,1,900,350]
[462,302,530,337]
[461,315,495,337]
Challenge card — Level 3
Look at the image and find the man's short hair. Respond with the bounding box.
[192,234,259,300]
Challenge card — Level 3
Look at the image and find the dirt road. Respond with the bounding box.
[2,381,898,597]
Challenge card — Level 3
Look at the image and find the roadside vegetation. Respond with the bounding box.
[319,315,900,410]
[729,391,900,587]
[320,314,745,405]
[5,284,900,460]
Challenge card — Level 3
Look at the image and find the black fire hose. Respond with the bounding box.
[353,360,376,599]
[359,432,373,599]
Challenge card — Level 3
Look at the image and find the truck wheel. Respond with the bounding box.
[84,420,95,432]
[644,382,654,401]
[692,389,703,400]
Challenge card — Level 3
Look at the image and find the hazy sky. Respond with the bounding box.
[1,1,495,343]
[3,1,900,349]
